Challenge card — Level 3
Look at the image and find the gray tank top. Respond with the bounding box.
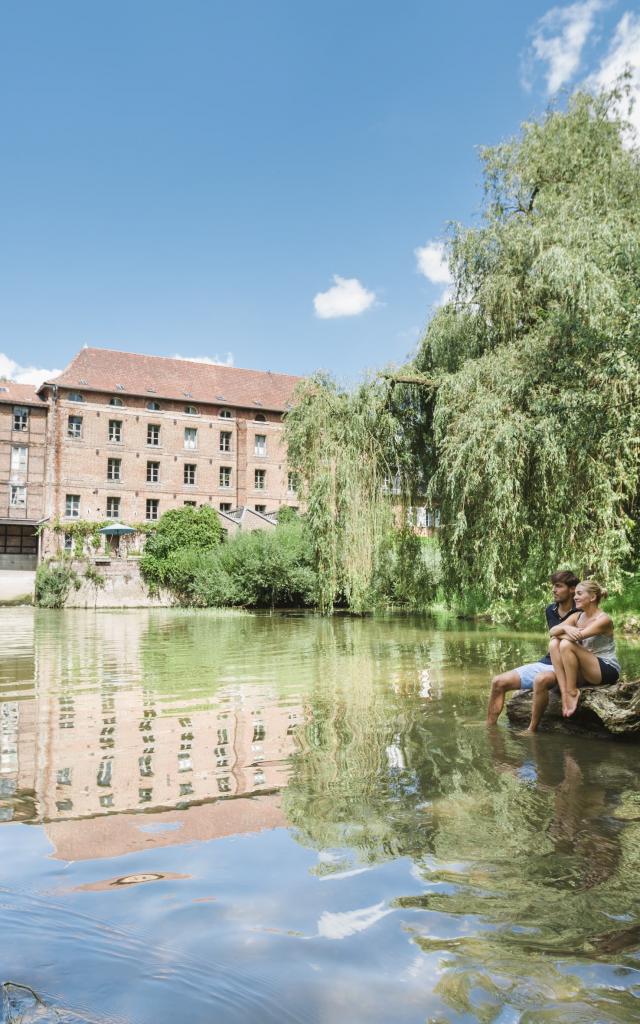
[577,616,620,670]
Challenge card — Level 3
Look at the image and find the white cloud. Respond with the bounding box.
[588,12,640,136]
[0,353,61,387]
[525,0,607,94]
[313,275,376,319]
[317,901,393,940]
[415,241,454,306]
[415,241,453,285]
[173,352,234,366]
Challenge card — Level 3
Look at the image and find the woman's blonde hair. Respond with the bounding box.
[578,579,608,603]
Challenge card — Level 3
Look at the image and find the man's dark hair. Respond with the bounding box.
[549,569,579,588]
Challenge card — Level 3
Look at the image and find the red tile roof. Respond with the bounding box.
[41,347,303,412]
[0,380,47,407]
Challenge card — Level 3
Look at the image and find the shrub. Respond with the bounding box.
[35,561,81,608]
[141,505,223,588]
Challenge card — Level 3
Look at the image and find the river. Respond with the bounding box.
[1,608,640,1023]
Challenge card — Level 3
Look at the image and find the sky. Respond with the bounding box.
[1,0,638,386]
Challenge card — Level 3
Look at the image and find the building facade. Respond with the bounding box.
[0,383,48,569]
[0,347,302,567]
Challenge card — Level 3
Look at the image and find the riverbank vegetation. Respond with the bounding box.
[286,84,640,620]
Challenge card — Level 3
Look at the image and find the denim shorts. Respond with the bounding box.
[516,661,555,690]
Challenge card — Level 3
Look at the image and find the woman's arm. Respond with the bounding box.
[575,612,613,640]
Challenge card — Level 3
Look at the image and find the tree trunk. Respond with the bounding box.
[506,681,640,740]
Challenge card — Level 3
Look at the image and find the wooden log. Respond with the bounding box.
[505,680,640,740]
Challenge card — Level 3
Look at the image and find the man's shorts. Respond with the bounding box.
[515,661,555,690]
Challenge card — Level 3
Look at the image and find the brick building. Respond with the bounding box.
[32,346,302,557]
[0,382,48,569]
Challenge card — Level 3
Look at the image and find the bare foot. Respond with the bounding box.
[564,689,581,717]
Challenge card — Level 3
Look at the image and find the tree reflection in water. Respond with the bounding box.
[284,671,640,1021]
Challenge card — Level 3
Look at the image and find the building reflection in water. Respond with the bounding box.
[0,610,303,860]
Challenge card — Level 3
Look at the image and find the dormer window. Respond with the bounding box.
[219,408,232,419]
[147,401,160,411]
[254,413,266,422]
[184,405,199,416]
[109,397,124,407]
[68,392,85,403]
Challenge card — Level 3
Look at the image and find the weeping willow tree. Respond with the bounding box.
[403,84,640,605]
[289,84,640,614]
[285,373,419,613]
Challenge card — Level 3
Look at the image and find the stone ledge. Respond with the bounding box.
[506,680,640,740]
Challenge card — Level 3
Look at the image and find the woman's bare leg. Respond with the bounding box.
[559,640,603,717]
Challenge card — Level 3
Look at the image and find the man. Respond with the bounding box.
[486,570,579,725]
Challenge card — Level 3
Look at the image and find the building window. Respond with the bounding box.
[255,504,266,513]
[184,463,196,485]
[254,412,266,422]
[219,408,232,419]
[147,401,160,411]
[146,498,159,521]
[12,406,28,431]
[219,430,231,452]
[109,397,124,407]
[108,419,122,443]
[219,466,231,488]
[184,427,197,450]
[10,446,28,475]
[254,469,266,490]
[97,759,113,787]
[254,434,267,457]
[184,500,196,507]
[147,424,160,446]
[65,494,80,518]
[185,405,199,415]
[106,496,121,519]
[10,485,26,507]
[147,461,159,483]
[68,392,85,403]
[219,502,231,512]
[107,458,121,481]
[63,532,73,551]
[68,415,82,438]
[287,471,297,494]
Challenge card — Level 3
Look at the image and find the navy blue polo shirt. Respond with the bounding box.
[540,602,577,664]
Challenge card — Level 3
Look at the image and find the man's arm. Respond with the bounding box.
[549,612,579,637]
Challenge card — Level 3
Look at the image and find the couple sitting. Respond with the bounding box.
[487,570,620,732]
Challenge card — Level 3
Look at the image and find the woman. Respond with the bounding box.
[548,579,620,718]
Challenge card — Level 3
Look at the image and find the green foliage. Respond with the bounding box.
[407,86,640,605]
[285,373,407,613]
[51,518,109,557]
[142,517,316,609]
[35,560,81,608]
[373,531,442,608]
[216,521,316,608]
[83,565,106,589]
[140,505,223,588]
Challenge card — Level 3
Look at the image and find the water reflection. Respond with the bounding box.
[1,608,639,1022]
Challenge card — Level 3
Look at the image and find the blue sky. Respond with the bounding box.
[1,0,638,384]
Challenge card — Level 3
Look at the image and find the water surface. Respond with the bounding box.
[1,608,640,1023]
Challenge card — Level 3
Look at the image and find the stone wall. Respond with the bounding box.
[65,559,173,609]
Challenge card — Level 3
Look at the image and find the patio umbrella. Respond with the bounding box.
[98,524,137,536]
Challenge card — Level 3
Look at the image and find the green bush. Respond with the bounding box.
[35,561,81,609]
[141,505,223,589]
[144,518,316,608]
[373,530,441,609]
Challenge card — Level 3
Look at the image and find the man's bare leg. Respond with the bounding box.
[526,672,557,732]
[487,670,521,725]
[549,638,569,713]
